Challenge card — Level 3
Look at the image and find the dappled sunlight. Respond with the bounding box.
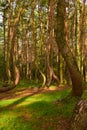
[0,89,87,130]
[0,100,70,130]
[0,99,72,130]
[0,88,70,109]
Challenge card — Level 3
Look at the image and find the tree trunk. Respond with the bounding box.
[70,99,87,130]
[0,2,23,92]
[56,0,83,97]
[46,0,59,86]
[0,66,19,92]
[79,0,86,80]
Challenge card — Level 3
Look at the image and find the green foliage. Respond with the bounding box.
[82,81,87,89]
[17,79,42,89]
[0,44,7,80]
[0,56,7,81]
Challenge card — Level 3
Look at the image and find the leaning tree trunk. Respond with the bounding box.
[70,99,87,130]
[0,66,20,92]
[56,0,83,97]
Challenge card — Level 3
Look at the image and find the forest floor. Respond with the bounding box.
[0,85,69,100]
[0,83,87,130]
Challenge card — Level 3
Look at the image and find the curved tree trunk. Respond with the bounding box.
[56,0,83,97]
[47,66,59,86]
[52,69,59,86]
[0,67,20,92]
[39,70,46,88]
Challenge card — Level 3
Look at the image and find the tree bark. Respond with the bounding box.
[70,99,87,130]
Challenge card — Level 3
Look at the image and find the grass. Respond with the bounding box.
[0,82,87,130]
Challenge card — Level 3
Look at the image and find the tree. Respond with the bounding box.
[46,0,59,86]
[56,0,83,97]
[0,0,23,91]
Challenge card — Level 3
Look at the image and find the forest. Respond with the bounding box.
[0,0,87,130]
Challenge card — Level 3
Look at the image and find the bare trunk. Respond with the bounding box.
[39,70,46,88]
